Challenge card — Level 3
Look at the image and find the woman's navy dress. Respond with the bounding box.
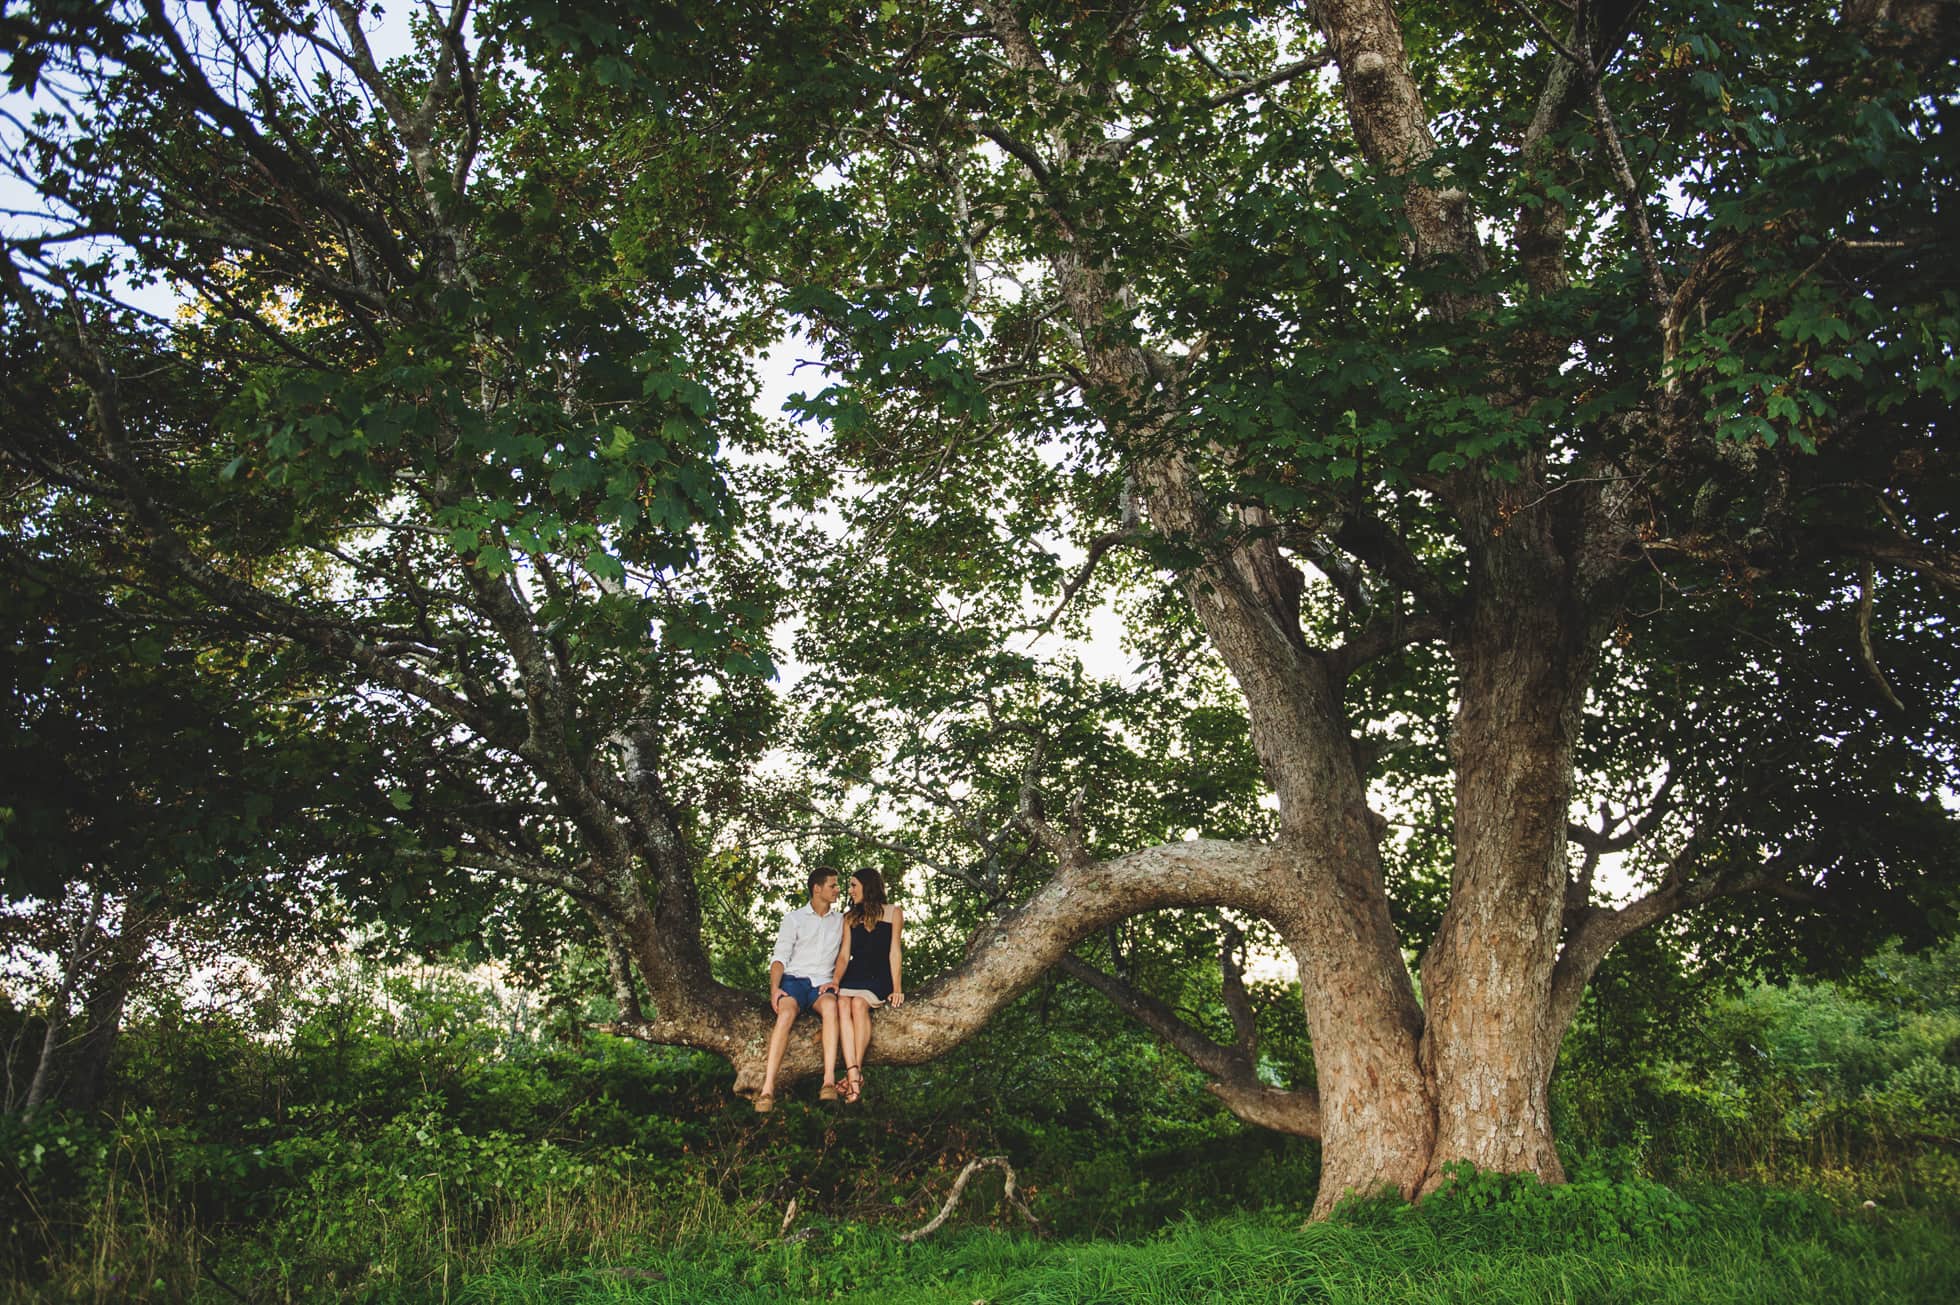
[840,916,895,1001]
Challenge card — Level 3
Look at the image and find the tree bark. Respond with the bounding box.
[64,969,131,1117]
[1415,480,1598,1187]
[62,906,155,1117]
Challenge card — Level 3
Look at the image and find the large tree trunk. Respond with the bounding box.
[1147,462,1435,1211]
[1416,483,1597,1187]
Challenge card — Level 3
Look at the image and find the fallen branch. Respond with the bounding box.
[899,1156,1045,1242]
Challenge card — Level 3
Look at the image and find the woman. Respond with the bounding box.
[829,868,903,1104]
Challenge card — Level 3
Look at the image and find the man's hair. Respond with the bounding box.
[807,865,840,893]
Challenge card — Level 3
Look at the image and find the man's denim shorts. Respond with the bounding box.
[778,975,827,1013]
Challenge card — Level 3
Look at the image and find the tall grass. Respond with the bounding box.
[453,1181,1960,1305]
[8,947,1959,1301]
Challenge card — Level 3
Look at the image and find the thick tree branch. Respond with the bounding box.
[1329,511,1455,617]
[1548,851,1825,1050]
[721,838,1305,1095]
[1327,611,1446,681]
[973,118,1055,192]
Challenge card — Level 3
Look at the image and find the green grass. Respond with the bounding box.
[448,1188,1960,1305]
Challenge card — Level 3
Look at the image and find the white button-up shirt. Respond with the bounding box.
[770,903,844,983]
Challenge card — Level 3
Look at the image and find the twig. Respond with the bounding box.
[1019,527,1145,637]
[1584,64,1669,312]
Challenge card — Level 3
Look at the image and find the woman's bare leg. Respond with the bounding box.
[835,996,858,1078]
[851,996,873,1070]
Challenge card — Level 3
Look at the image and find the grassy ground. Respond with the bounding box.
[437,1186,1959,1305]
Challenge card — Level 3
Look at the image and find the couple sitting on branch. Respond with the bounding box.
[753,865,904,1113]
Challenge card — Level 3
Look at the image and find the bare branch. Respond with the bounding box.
[1857,561,1906,712]
[1583,60,1670,312]
[1019,527,1146,637]
[1566,764,1678,857]
[1103,52,1333,158]
[974,117,1055,191]
[1546,843,1827,1060]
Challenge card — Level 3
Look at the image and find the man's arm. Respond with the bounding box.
[767,911,799,1010]
[829,925,852,993]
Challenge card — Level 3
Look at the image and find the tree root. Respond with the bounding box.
[899,1156,1045,1243]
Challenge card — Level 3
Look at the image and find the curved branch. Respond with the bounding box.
[1019,527,1145,636]
[1565,764,1677,857]
[1859,561,1908,711]
[1327,611,1446,681]
[709,838,1303,1095]
[899,1156,1044,1242]
[1329,511,1455,618]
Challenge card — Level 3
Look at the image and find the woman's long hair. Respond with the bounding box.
[847,868,888,931]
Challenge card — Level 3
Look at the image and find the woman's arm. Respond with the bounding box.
[888,907,904,1006]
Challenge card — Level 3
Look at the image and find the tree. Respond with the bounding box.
[0,505,374,1114]
[4,0,1957,1218]
[0,0,784,1084]
[553,0,1960,1210]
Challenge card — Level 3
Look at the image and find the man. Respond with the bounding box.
[754,865,845,1112]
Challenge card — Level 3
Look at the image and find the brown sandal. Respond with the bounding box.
[842,1063,862,1104]
[754,1093,775,1114]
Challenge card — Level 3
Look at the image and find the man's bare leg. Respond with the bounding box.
[817,992,841,1088]
[758,997,799,1104]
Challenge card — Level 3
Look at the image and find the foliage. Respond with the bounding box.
[504,0,1960,1174]
[0,941,1957,1298]
[0,0,787,1010]
[1556,935,1960,1205]
[335,1186,1960,1303]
